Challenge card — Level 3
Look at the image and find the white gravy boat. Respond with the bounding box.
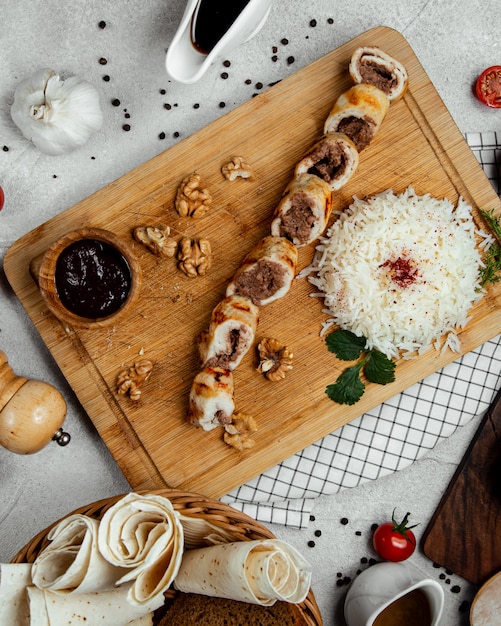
[344,561,444,626]
[166,0,272,84]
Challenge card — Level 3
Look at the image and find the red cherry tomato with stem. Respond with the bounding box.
[475,66,501,108]
[0,186,4,211]
[372,509,418,562]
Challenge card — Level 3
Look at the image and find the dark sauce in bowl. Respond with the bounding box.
[191,0,251,54]
[55,238,132,319]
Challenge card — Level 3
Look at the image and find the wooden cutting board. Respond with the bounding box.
[4,26,501,499]
[422,388,501,585]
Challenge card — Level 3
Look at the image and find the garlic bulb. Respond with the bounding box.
[11,68,103,156]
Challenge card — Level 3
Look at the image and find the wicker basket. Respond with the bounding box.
[12,489,323,626]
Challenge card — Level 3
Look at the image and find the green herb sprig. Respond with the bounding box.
[479,209,501,287]
[325,329,396,405]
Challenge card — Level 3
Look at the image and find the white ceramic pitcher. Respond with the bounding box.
[166,0,272,84]
[344,561,444,626]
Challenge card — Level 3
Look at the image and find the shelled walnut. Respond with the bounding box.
[116,359,153,401]
[257,338,293,381]
[175,173,212,218]
[221,156,254,181]
[177,237,212,277]
[224,412,258,451]
[133,225,177,257]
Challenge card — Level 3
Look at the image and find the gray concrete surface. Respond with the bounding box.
[1,1,500,624]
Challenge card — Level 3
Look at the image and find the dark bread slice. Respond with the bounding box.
[157,592,307,626]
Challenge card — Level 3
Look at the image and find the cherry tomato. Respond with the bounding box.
[0,186,4,211]
[373,510,418,562]
[475,66,501,108]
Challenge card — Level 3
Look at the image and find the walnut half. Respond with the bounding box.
[116,359,154,401]
[177,237,212,277]
[224,412,258,451]
[257,338,293,381]
[133,225,177,257]
[221,156,254,181]
[175,173,212,218]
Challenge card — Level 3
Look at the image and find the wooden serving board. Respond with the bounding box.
[5,27,501,499]
[422,388,501,586]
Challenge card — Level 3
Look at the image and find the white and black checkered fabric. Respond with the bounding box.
[223,132,501,527]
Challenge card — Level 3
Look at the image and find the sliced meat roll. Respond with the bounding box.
[323,83,390,151]
[294,132,359,191]
[226,235,298,306]
[349,46,409,101]
[198,294,259,370]
[270,173,332,247]
[187,367,234,431]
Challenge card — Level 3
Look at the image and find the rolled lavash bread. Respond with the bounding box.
[97,493,184,611]
[198,294,259,369]
[270,173,333,247]
[349,46,408,101]
[27,584,153,625]
[187,366,234,430]
[0,563,31,626]
[0,563,153,626]
[294,132,359,191]
[323,83,390,151]
[31,514,126,594]
[225,235,298,305]
[173,539,312,606]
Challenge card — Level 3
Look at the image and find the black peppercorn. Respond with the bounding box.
[122,124,131,131]
[98,20,106,29]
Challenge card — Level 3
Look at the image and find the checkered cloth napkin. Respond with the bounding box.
[223,132,501,528]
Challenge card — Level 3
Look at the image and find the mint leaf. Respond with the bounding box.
[325,329,366,361]
[364,349,396,385]
[326,364,365,405]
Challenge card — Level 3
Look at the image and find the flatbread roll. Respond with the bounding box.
[323,83,390,151]
[294,132,359,191]
[173,539,312,606]
[0,563,31,626]
[97,493,184,610]
[187,366,234,430]
[271,173,333,247]
[226,236,298,306]
[198,294,259,368]
[31,514,124,595]
[349,46,408,101]
[27,584,153,625]
[0,563,153,626]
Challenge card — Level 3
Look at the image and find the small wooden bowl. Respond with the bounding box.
[470,570,501,625]
[37,227,142,329]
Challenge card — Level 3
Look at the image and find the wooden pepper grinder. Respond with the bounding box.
[0,350,70,454]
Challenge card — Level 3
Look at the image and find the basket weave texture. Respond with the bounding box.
[12,489,323,626]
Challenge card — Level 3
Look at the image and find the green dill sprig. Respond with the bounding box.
[479,209,501,287]
[325,329,396,405]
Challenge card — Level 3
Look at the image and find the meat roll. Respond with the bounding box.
[323,83,390,151]
[349,46,408,101]
[226,235,298,306]
[270,173,332,247]
[294,132,359,191]
[198,294,259,370]
[187,367,234,431]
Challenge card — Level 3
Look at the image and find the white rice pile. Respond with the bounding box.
[308,187,489,359]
